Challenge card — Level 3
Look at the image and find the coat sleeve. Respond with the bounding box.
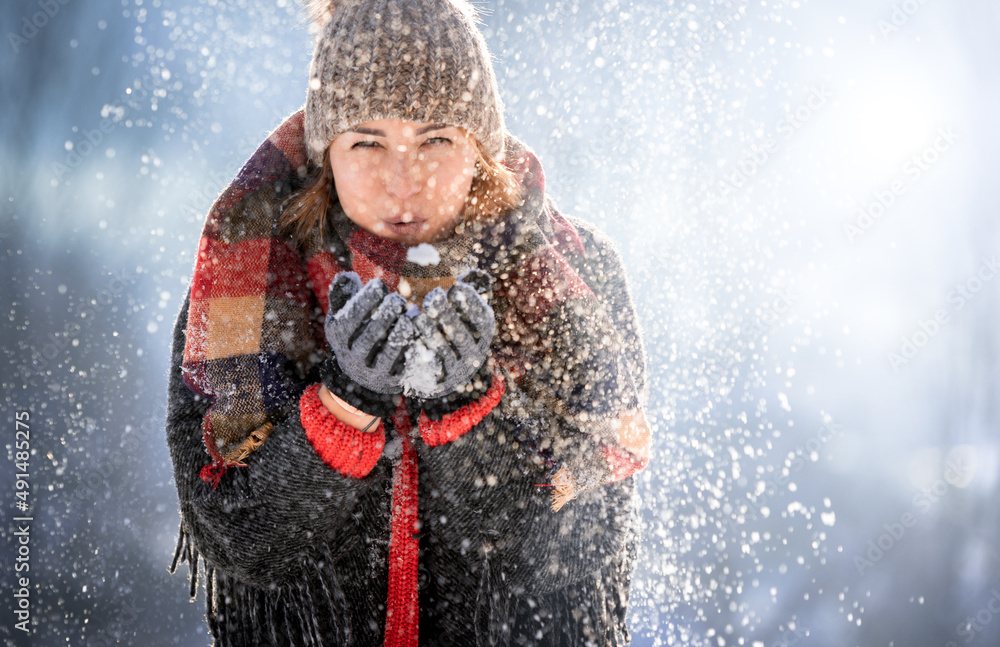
[563,214,648,408]
[166,288,389,589]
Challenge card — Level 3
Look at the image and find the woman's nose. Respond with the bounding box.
[383,150,421,200]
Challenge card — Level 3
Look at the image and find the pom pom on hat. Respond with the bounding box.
[303,0,346,32]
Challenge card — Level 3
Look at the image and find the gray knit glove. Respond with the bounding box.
[402,270,495,405]
[323,273,416,419]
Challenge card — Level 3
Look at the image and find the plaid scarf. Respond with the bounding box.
[181,110,649,509]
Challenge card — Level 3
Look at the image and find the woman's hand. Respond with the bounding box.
[326,272,415,392]
[317,384,381,432]
[321,272,417,420]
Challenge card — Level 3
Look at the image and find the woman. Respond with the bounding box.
[166,1,650,645]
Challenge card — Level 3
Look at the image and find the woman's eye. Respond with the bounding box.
[423,137,452,146]
[351,140,382,149]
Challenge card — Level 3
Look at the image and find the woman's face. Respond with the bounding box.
[329,118,478,245]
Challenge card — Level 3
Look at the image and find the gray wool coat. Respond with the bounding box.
[166,216,647,647]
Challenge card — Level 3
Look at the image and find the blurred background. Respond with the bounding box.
[2,0,999,645]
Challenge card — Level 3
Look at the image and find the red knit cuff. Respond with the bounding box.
[300,383,385,478]
[418,375,506,447]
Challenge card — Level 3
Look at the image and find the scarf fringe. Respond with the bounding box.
[170,520,377,646]
[199,422,248,489]
[519,556,632,647]
[170,512,633,646]
[468,546,634,647]
[474,552,512,647]
[549,466,577,512]
[168,519,201,600]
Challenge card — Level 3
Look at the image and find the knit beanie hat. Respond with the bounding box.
[303,0,506,166]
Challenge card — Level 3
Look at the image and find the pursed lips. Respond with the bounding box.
[384,212,426,225]
[379,214,428,237]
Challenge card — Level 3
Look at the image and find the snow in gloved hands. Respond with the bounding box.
[402,272,495,400]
